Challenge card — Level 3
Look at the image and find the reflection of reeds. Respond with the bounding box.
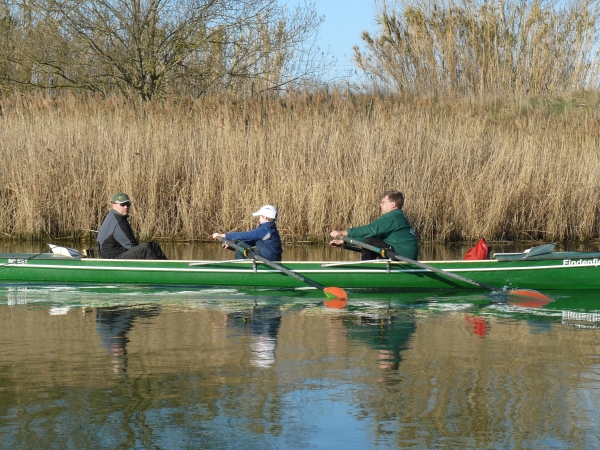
[1,92,599,242]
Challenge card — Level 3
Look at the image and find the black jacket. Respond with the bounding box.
[97,209,139,258]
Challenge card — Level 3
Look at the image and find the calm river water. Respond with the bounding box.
[2,242,600,449]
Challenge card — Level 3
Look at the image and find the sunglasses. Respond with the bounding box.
[117,202,131,207]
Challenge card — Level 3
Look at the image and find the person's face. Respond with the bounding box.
[112,202,131,216]
[379,196,396,214]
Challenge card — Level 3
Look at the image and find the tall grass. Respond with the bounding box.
[355,0,600,96]
[0,91,599,243]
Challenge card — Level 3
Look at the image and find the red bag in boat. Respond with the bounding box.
[464,238,489,260]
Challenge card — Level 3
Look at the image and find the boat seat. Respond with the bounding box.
[495,250,600,261]
[493,243,555,260]
[524,243,556,257]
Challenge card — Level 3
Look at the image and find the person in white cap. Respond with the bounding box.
[212,204,283,261]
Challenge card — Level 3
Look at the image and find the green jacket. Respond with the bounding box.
[348,209,419,259]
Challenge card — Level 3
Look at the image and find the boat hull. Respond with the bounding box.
[0,252,599,291]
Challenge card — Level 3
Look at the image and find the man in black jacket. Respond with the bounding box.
[97,192,168,259]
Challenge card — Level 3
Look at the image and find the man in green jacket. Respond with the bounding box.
[330,190,419,260]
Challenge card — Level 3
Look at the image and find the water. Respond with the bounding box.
[2,242,600,449]
[6,239,598,261]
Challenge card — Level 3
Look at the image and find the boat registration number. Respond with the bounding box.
[8,259,28,265]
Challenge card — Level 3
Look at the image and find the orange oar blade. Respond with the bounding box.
[509,298,552,308]
[323,287,348,301]
[508,289,552,302]
[324,298,348,309]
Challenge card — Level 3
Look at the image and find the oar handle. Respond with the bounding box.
[220,238,326,291]
[341,237,499,291]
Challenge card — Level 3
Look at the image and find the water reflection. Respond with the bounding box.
[96,305,160,375]
[464,314,489,336]
[341,311,416,377]
[226,305,282,368]
[2,285,600,447]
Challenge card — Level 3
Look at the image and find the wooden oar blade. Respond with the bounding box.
[508,289,552,302]
[323,287,348,301]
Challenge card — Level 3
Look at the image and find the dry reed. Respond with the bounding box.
[355,0,600,97]
[0,91,599,243]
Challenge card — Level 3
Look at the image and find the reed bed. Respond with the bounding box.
[0,92,599,243]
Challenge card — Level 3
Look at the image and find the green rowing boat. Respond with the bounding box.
[0,245,599,291]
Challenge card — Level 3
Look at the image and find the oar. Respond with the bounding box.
[340,237,551,301]
[219,238,348,301]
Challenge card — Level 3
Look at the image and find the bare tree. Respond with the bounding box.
[3,0,328,99]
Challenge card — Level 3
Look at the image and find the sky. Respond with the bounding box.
[312,1,377,82]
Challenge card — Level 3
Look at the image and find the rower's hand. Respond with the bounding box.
[212,233,229,249]
[329,239,344,248]
[330,230,343,238]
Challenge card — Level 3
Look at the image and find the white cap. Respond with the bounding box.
[252,204,278,220]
